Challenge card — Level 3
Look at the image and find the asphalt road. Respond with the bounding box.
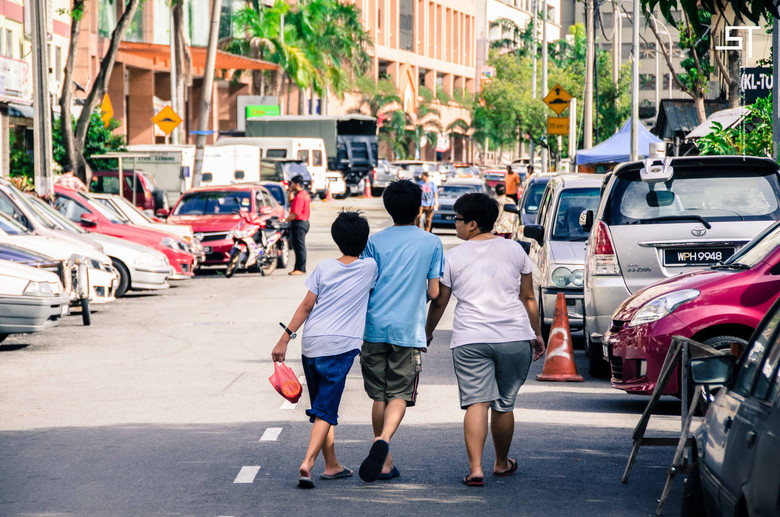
[0,197,687,517]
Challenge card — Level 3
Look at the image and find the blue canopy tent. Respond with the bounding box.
[575,119,663,165]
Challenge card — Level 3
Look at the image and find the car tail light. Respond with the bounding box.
[589,221,620,275]
[282,179,289,189]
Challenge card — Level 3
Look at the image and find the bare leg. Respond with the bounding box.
[491,408,515,473]
[320,425,347,476]
[299,418,334,478]
[463,402,491,479]
[372,399,407,472]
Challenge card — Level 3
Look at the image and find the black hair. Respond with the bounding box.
[382,180,422,225]
[495,183,506,196]
[290,175,304,186]
[453,193,499,233]
[331,210,370,256]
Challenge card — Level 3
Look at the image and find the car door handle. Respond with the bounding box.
[746,430,757,446]
[724,416,733,432]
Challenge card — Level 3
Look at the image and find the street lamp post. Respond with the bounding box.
[630,0,639,161]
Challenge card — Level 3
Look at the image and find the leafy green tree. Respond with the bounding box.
[696,96,773,157]
[53,113,126,171]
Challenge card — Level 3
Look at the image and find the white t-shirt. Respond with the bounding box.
[441,237,535,348]
[302,258,378,357]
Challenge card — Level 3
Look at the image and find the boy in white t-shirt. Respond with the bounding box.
[272,211,378,489]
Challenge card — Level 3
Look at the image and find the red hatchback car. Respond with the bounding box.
[53,186,195,279]
[604,220,780,396]
[167,184,286,266]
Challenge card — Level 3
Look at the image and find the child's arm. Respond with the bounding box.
[271,291,318,362]
[425,284,452,346]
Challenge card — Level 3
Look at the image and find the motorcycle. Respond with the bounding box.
[225,210,289,278]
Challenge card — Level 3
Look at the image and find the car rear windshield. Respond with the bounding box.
[722,220,780,268]
[173,191,251,215]
[280,162,311,181]
[604,168,780,225]
[438,185,481,197]
[552,188,601,241]
[523,182,548,214]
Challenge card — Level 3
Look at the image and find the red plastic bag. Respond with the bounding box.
[269,362,302,403]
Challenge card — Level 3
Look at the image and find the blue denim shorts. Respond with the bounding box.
[301,349,359,426]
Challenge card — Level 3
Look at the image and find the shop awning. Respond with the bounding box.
[117,41,278,74]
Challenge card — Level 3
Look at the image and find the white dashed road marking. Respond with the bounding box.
[233,466,261,484]
[280,400,298,410]
[260,427,283,442]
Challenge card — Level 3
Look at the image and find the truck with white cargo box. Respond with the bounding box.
[245,115,378,195]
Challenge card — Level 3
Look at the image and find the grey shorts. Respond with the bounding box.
[451,341,533,412]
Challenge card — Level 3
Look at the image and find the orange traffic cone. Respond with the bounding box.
[364,179,373,198]
[322,188,333,203]
[536,292,584,382]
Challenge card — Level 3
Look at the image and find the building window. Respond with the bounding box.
[56,47,62,82]
[125,3,145,42]
[400,0,413,51]
[99,0,118,38]
[6,30,13,58]
[639,73,656,91]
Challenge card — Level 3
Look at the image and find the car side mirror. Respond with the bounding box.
[690,355,736,385]
[579,210,594,232]
[503,203,519,214]
[523,224,544,245]
[155,208,170,218]
[80,213,98,227]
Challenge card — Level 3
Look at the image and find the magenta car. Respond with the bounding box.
[604,220,780,396]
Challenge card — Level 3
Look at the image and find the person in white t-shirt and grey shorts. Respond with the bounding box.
[426,192,546,487]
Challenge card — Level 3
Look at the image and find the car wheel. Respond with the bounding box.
[680,457,705,517]
[334,191,349,200]
[587,330,611,378]
[80,297,91,326]
[112,259,130,298]
[0,334,7,344]
[538,290,551,343]
[703,335,749,352]
[276,239,289,269]
[154,190,169,211]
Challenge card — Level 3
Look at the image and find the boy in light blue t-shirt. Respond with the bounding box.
[272,211,378,489]
[357,180,444,483]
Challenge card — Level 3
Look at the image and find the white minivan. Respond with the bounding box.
[214,137,329,197]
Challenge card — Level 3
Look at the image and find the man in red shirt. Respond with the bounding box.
[286,175,311,275]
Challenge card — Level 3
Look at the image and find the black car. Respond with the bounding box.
[687,295,780,516]
[431,180,492,229]
[260,159,312,192]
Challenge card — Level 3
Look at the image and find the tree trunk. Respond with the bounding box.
[727,50,740,108]
[173,1,191,110]
[298,85,305,115]
[72,0,143,183]
[59,0,86,179]
[694,95,706,123]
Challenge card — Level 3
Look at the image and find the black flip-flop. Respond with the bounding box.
[320,468,353,480]
[493,458,518,477]
[298,476,315,489]
[359,439,389,482]
[462,475,485,487]
[377,466,400,480]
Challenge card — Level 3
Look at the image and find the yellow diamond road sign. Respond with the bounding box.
[152,105,182,136]
[100,94,114,128]
[543,84,574,115]
[547,117,570,135]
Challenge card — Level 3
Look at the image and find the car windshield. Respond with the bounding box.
[114,197,154,224]
[438,185,481,198]
[722,220,780,268]
[173,191,252,215]
[551,188,602,241]
[263,185,287,207]
[0,211,28,234]
[26,196,87,233]
[523,181,548,214]
[280,162,311,181]
[93,197,147,224]
[455,166,474,176]
[82,194,128,223]
[605,168,780,225]
[400,164,424,174]
[483,171,504,179]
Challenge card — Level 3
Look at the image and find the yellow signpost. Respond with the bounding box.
[100,94,114,128]
[151,105,183,136]
[543,84,574,116]
[547,117,570,135]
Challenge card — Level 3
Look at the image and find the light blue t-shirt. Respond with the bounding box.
[361,226,444,347]
[302,258,378,357]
